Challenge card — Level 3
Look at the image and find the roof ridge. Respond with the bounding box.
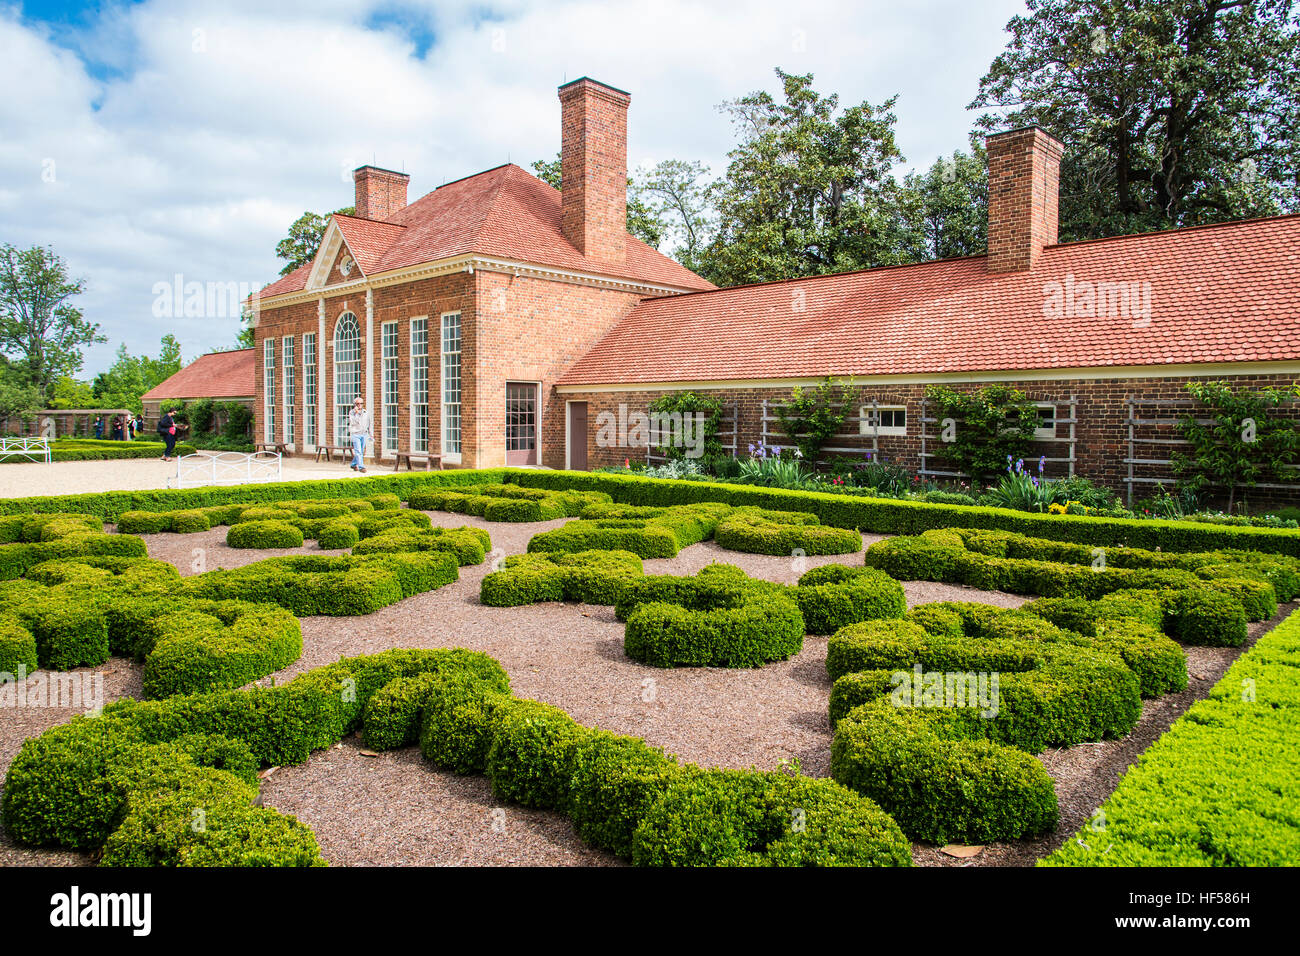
[1047,211,1300,252]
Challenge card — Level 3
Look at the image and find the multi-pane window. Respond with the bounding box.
[382,321,399,455]
[263,338,276,443]
[411,318,429,454]
[441,312,462,456]
[282,336,295,445]
[860,405,907,437]
[303,333,317,448]
[334,312,361,447]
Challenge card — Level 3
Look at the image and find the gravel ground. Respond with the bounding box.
[0,509,1284,867]
[0,452,380,499]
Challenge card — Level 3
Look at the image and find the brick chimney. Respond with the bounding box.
[558,77,630,262]
[985,126,1064,272]
[353,165,410,221]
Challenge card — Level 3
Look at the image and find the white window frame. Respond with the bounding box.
[440,311,463,463]
[381,320,399,458]
[860,404,907,437]
[410,316,429,456]
[262,338,276,443]
[302,332,317,452]
[333,311,362,449]
[1033,403,1057,440]
[282,335,295,447]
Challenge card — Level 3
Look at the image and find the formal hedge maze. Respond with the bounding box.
[3,471,1297,868]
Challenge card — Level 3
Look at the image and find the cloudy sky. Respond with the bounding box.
[2,0,1026,375]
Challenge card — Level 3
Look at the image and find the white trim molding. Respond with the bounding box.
[555,361,1300,394]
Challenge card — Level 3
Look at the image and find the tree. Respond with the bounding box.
[971,0,1300,240]
[0,357,41,424]
[91,335,184,414]
[1173,380,1300,510]
[48,375,96,409]
[529,156,665,248]
[0,244,103,401]
[774,378,860,464]
[895,142,989,261]
[635,160,717,273]
[275,207,355,276]
[694,69,906,286]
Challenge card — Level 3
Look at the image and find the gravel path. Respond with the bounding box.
[0,509,1281,867]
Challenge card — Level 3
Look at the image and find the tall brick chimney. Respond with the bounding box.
[558,77,630,263]
[985,126,1064,272]
[353,165,410,221]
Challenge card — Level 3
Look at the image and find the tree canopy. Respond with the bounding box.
[275,206,355,276]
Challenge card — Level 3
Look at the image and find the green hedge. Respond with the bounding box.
[480,550,644,606]
[407,483,610,522]
[527,503,729,559]
[226,520,305,549]
[828,603,1150,844]
[5,439,199,463]
[352,525,491,566]
[5,646,911,867]
[183,551,459,615]
[1043,607,1300,866]
[714,508,862,556]
[499,470,1300,556]
[793,565,907,635]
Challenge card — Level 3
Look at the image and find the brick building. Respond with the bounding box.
[141,348,255,434]
[252,79,1300,499]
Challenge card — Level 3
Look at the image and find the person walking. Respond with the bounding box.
[93,416,103,439]
[347,396,373,473]
[157,408,179,461]
[111,417,124,441]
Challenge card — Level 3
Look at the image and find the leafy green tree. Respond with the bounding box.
[529,155,664,248]
[48,375,96,409]
[694,69,906,286]
[91,335,183,414]
[1174,380,1300,510]
[896,143,989,261]
[970,0,1300,240]
[0,357,42,425]
[0,244,103,401]
[635,160,717,273]
[926,384,1042,484]
[647,391,726,460]
[275,207,356,276]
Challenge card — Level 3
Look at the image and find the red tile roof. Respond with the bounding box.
[558,214,1300,386]
[141,349,255,401]
[257,164,713,299]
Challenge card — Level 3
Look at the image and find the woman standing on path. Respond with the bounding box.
[348,397,373,473]
[157,408,179,461]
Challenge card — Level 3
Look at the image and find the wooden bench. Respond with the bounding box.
[255,441,291,457]
[394,452,443,471]
[313,444,353,463]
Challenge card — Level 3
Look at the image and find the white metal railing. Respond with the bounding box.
[0,436,51,463]
[170,451,282,488]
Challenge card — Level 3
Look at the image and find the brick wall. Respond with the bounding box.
[559,78,629,263]
[558,371,1300,503]
[353,166,409,221]
[986,126,1063,273]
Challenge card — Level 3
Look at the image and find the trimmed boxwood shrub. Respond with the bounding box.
[183,551,458,616]
[353,526,490,565]
[226,520,304,549]
[362,672,442,751]
[1165,590,1249,647]
[793,565,906,635]
[624,593,805,668]
[714,508,862,556]
[486,698,596,811]
[116,511,172,534]
[419,672,515,774]
[1044,608,1300,866]
[527,503,728,559]
[826,605,1145,843]
[0,618,38,673]
[480,550,644,607]
[568,732,684,857]
[0,533,147,581]
[168,510,211,534]
[316,520,360,550]
[629,768,912,867]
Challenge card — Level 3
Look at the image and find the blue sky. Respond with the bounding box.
[2,0,1026,376]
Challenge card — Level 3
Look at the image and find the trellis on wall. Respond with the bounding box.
[1123,397,1300,506]
[758,399,896,461]
[918,394,1079,481]
[645,402,740,465]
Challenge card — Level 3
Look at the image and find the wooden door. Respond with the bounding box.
[568,402,588,470]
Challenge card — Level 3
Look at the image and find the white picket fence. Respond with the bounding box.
[170,451,282,489]
[0,436,51,463]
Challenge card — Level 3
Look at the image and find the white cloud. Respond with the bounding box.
[0,0,1023,375]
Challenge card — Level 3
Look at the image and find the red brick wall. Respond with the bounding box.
[253,269,637,467]
[558,371,1300,503]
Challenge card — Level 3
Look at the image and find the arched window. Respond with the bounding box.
[333,312,361,446]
